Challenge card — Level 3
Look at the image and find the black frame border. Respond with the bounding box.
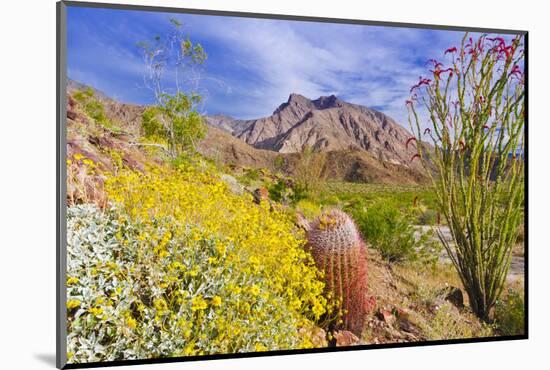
[56,1,529,369]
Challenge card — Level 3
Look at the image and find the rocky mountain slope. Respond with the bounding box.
[66,80,427,184]
[207,94,420,169]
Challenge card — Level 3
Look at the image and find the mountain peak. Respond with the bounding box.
[287,93,312,105]
[273,93,314,115]
[313,94,344,109]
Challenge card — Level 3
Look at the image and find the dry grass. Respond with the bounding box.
[363,248,495,343]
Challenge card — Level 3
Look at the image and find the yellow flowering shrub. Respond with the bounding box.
[105,163,328,324]
[66,161,329,363]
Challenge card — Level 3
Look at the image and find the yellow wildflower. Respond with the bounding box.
[255,343,267,352]
[249,285,260,296]
[191,295,208,311]
[66,299,80,310]
[126,315,137,329]
[89,306,103,316]
[211,296,222,307]
[153,298,168,313]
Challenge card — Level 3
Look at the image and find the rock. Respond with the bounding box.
[298,326,327,348]
[333,330,361,347]
[253,187,269,204]
[365,296,377,313]
[397,316,422,337]
[444,287,464,309]
[122,153,144,172]
[232,94,421,173]
[67,109,78,121]
[68,95,76,108]
[376,308,396,326]
[394,307,410,320]
[220,173,244,195]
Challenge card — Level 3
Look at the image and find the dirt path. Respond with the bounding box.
[414,225,524,282]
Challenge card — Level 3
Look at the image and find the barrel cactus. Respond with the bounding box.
[304,209,371,336]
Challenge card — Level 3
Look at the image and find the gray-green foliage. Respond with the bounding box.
[66,204,305,363]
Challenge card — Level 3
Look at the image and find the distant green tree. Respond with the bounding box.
[138,18,207,156]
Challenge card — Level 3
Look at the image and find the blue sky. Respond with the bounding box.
[68,6,490,125]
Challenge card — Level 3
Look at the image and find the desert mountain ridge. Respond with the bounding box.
[206,93,420,169]
[65,78,428,185]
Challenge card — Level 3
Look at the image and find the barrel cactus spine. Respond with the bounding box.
[304,209,371,336]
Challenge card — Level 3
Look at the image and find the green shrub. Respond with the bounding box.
[238,168,261,186]
[73,88,120,132]
[295,199,322,219]
[416,208,438,226]
[495,288,525,336]
[268,179,288,203]
[349,201,438,265]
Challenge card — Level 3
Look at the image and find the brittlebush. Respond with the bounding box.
[66,161,328,363]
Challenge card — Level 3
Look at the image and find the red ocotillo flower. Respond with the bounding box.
[410,77,432,93]
[476,37,485,53]
[511,64,523,77]
[487,37,506,47]
[445,46,457,55]
[428,59,443,69]
[502,45,515,60]
[405,99,414,106]
[406,137,417,149]
[431,67,454,79]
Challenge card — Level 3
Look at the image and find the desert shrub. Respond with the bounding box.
[238,168,261,186]
[290,183,309,203]
[268,179,288,203]
[294,146,326,197]
[67,204,324,363]
[274,155,285,171]
[349,202,438,264]
[408,34,525,321]
[295,199,322,219]
[73,88,120,132]
[138,20,207,157]
[422,302,493,340]
[139,93,206,156]
[65,163,331,360]
[416,207,438,226]
[495,288,525,336]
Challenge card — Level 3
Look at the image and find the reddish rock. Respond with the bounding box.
[377,308,396,325]
[253,187,269,204]
[333,330,360,347]
[67,109,77,121]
